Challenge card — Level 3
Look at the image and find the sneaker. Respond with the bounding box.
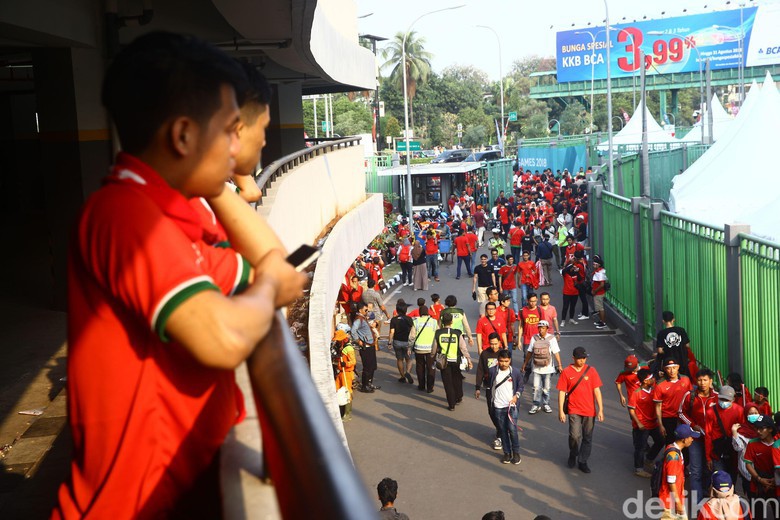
[560,321,566,329]
[567,454,577,468]
[543,405,553,413]
[398,377,407,383]
[595,321,607,329]
[569,318,579,325]
[405,372,414,384]
[576,314,589,320]
[511,453,522,465]
[529,405,540,414]
[502,453,512,464]
[492,438,503,451]
[634,469,653,478]
[578,462,591,473]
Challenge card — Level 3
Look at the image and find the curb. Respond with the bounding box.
[381,274,401,294]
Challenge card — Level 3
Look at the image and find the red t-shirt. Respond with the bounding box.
[465,232,479,253]
[517,261,538,287]
[653,377,693,418]
[519,306,541,345]
[744,439,776,494]
[705,403,745,461]
[429,302,445,321]
[539,304,558,328]
[628,387,659,429]
[679,390,718,431]
[557,364,603,416]
[615,370,640,397]
[56,153,249,519]
[476,315,507,349]
[658,444,685,510]
[407,308,420,318]
[454,235,470,256]
[425,237,438,255]
[562,271,580,296]
[496,306,517,344]
[498,205,509,224]
[508,227,524,246]
[499,264,518,290]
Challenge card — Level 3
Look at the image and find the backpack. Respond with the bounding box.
[650,446,681,498]
[532,336,552,367]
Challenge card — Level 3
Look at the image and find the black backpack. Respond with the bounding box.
[650,446,681,498]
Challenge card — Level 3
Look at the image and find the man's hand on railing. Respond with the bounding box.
[253,250,308,308]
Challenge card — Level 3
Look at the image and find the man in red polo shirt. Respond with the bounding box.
[476,302,507,351]
[454,231,472,280]
[659,424,700,518]
[557,346,604,473]
[54,33,305,519]
[627,369,663,478]
[654,358,693,444]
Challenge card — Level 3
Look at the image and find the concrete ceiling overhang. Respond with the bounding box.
[210,0,375,94]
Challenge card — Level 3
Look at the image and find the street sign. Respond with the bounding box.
[508,111,518,122]
[321,121,329,132]
[396,140,422,152]
[457,123,463,131]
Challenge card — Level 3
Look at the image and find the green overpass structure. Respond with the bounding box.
[529,64,780,116]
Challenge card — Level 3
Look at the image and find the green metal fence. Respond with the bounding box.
[603,193,637,322]
[639,204,656,339]
[660,212,728,375]
[486,159,515,203]
[364,155,393,197]
[616,154,642,198]
[740,235,780,404]
[649,149,685,203]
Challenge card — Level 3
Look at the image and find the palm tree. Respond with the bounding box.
[381,31,433,130]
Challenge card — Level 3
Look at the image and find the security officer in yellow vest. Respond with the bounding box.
[435,312,473,411]
[412,306,439,393]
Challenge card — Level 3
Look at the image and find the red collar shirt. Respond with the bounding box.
[556,364,603,417]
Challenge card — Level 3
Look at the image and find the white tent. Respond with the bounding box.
[680,94,735,144]
[597,100,678,151]
[669,73,780,242]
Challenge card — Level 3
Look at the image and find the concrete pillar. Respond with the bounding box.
[631,197,646,346]
[31,47,111,309]
[682,144,689,170]
[594,185,604,258]
[671,89,679,119]
[265,83,305,165]
[659,91,668,121]
[724,223,750,376]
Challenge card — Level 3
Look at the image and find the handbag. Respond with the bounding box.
[435,330,455,370]
[563,366,590,415]
[712,405,734,460]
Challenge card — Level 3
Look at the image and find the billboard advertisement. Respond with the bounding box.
[555,5,780,83]
[517,144,586,175]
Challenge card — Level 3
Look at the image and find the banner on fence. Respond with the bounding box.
[517,144,586,173]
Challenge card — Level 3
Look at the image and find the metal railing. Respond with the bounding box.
[256,137,362,204]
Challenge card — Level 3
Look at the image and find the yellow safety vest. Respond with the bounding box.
[436,328,461,362]
[412,316,437,351]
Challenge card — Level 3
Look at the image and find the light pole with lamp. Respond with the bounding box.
[612,115,624,131]
[647,30,705,144]
[402,4,466,218]
[476,25,504,156]
[604,0,615,192]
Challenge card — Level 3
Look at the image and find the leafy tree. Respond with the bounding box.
[559,101,588,136]
[381,31,433,129]
[462,125,487,148]
[382,116,402,138]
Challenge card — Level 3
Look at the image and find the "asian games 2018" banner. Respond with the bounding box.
[555,4,780,83]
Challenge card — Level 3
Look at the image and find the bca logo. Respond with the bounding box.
[761,47,780,55]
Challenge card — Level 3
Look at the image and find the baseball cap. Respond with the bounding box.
[624,355,638,368]
[755,415,775,430]
[663,358,680,368]
[718,385,736,402]
[572,346,588,359]
[674,423,702,439]
[333,330,349,342]
[593,254,604,266]
[711,471,733,493]
[538,320,550,328]
[499,292,512,302]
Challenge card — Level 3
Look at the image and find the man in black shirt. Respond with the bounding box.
[486,249,506,287]
[473,254,495,305]
[655,310,692,377]
[389,301,415,384]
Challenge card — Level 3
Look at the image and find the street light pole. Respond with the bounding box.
[604,0,614,191]
[477,25,504,156]
[549,119,561,138]
[612,116,624,130]
[575,30,598,133]
[402,4,465,218]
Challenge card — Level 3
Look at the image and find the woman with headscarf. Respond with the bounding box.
[411,237,428,291]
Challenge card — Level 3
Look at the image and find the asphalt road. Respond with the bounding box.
[345,250,653,520]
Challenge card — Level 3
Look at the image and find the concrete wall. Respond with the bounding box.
[307,193,384,448]
[263,144,367,253]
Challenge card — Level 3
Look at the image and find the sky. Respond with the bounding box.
[355,0,772,80]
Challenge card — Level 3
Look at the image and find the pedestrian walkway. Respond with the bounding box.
[345,244,650,518]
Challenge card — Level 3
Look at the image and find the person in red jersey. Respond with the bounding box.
[654,358,693,444]
[678,368,719,502]
[557,346,604,474]
[659,424,700,519]
[705,385,745,482]
[53,33,306,520]
[615,354,642,408]
[696,471,751,520]
[627,369,663,478]
[743,415,777,518]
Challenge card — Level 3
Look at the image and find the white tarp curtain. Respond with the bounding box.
[597,100,676,151]
[669,74,780,242]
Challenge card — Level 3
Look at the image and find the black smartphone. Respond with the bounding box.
[286,244,321,272]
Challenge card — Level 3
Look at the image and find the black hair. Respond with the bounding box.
[497,349,511,360]
[102,31,247,154]
[637,368,652,382]
[377,477,398,506]
[367,279,376,288]
[488,332,500,342]
[539,291,550,299]
[526,293,537,301]
[726,373,744,391]
[396,302,408,315]
[485,302,497,310]
[444,295,457,307]
[418,305,429,316]
[755,386,769,397]
[416,297,426,307]
[441,312,453,325]
[482,513,506,520]
[696,368,714,380]
[662,310,675,322]
[486,286,498,298]
[354,301,367,312]
[237,61,272,123]
[431,293,440,302]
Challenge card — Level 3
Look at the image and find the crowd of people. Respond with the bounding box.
[337,166,779,519]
